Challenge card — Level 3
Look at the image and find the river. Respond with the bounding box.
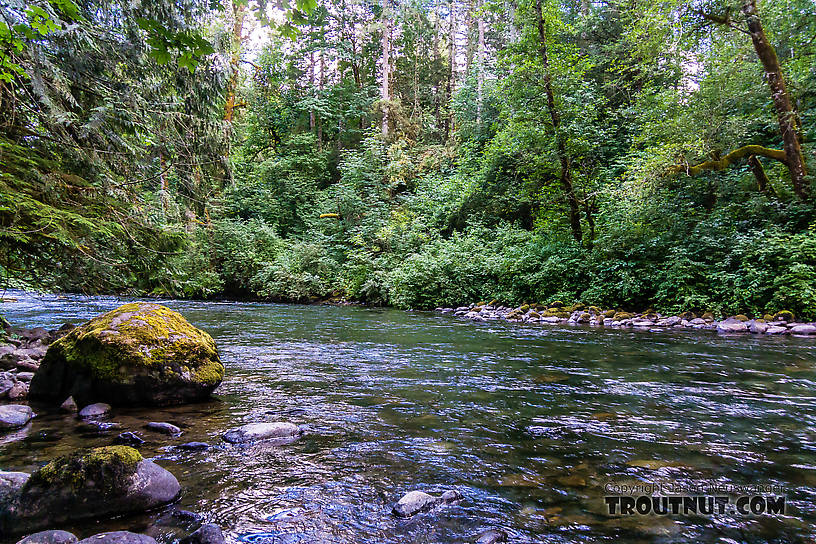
[2,291,816,543]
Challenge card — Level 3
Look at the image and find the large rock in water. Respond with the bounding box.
[29,303,223,407]
[0,446,180,534]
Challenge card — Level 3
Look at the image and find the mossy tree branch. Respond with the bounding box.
[674,145,787,176]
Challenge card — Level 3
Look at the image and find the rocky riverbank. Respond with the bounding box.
[436,301,816,337]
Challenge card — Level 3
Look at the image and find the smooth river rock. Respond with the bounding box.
[392,489,463,517]
[79,403,111,419]
[179,524,226,544]
[15,530,78,544]
[76,533,157,544]
[0,446,180,533]
[223,422,301,444]
[790,324,816,335]
[145,422,181,435]
[0,405,34,430]
[476,529,508,544]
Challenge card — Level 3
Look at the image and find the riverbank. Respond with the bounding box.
[435,301,816,337]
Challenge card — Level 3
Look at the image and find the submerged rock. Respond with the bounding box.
[76,533,156,544]
[176,442,209,451]
[0,446,180,533]
[475,529,507,544]
[0,405,34,430]
[114,431,145,446]
[223,422,301,444]
[392,489,462,517]
[145,422,181,435]
[179,524,225,544]
[30,303,224,407]
[15,530,78,544]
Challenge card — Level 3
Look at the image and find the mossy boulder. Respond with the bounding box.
[733,314,750,322]
[604,310,616,319]
[773,310,795,322]
[701,312,715,321]
[519,304,530,312]
[548,301,565,308]
[30,303,223,407]
[0,446,180,534]
[613,312,634,321]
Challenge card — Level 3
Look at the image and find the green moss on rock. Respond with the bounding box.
[733,314,750,322]
[26,446,142,495]
[604,310,616,319]
[613,312,634,321]
[773,310,795,321]
[548,301,565,308]
[701,312,715,321]
[30,303,224,406]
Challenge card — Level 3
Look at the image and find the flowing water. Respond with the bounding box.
[2,291,816,543]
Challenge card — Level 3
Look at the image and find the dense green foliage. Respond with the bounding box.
[2,0,815,318]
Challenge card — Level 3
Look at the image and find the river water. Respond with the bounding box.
[2,291,816,543]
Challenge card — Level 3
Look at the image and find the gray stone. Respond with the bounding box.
[145,422,181,435]
[790,324,816,335]
[16,372,34,382]
[392,491,440,517]
[0,379,14,398]
[717,321,748,333]
[476,529,508,544]
[749,321,768,334]
[0,471,29,505]
[16,530,78,544]
[392,489,462,518]
[179,524,225,544]
[0,405,34,429]
[765,326,789,335]
[8,381,28,400]
[223,422,301,444]
[76,533,157,544]
[59,397,77,413]
[79,403,111,419]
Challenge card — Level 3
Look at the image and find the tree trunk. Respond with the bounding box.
[381,2,391,138]
[309,48,316,132]
[447,0,457,138]
[318,50,324,151]
[476,0,485,126]
[224,0,246,124]
[535,0,582,243]
[741,0,808,199]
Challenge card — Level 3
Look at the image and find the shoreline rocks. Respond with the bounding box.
[29,303,224,407]
[437,303,816,338]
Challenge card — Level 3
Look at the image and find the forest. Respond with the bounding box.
[1,0,815,319]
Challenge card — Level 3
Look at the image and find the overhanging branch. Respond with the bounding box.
[673,145,788,176]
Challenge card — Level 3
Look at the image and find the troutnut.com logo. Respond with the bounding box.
[603,482,787,516]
